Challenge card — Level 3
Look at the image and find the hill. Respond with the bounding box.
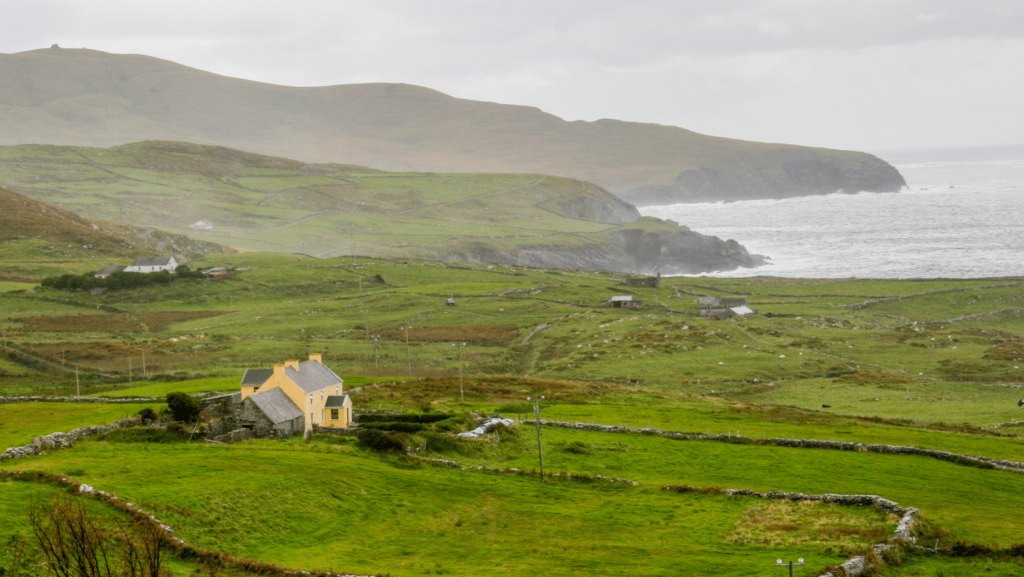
[0,47,906,205]
[0,141,763,275]
[0,184,229,281]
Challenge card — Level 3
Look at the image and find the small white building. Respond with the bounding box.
[190,219,213,230]
[124,256,178,273]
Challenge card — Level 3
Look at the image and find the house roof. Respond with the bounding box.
[729,305,755,316]
[247,387,304,424]
[610,295,634,302]
[720,296,748,304]
[131,256,174,267]
[241,369,274,387]
[94,264,126,276]
[324,395,351,409]
[698,296,720,306]
[285,360,343,394]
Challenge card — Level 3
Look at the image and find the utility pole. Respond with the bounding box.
[528,396,546,480]
[128,358,133,388]
[364,310,370,341]
[453,342,466,402]
[142,350,147,377]
[775,558,805,577]
[372,335,380,368]
[75,365,80,398]
[401,326,412,376]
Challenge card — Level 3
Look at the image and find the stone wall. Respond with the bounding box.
[2,417,138,461]
[526,420,1024,474]
[0,396,154,404]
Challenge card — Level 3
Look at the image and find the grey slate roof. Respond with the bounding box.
[324,395,351,409]
[247,387,304,425]
[131,257,173,267]
[285,360,343,394]
[698,296,720,307]
[241,369,274,387]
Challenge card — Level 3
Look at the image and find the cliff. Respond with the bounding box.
[620,149,907,206]
[0,47,905,204]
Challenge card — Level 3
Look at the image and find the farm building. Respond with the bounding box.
[697,296,755,319]
[190,219,214,230]
[93,264,126,278]
[238,354,352,433]
[124,256,178,273]
[606,295,643,310]
[623,273,661,288]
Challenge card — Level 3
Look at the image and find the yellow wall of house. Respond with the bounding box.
[239,355,348,429]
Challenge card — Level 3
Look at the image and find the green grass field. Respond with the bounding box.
[0,401,162,449]
[4,240,1024,574]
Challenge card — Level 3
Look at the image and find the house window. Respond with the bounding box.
[320,391,324,401]
[331,409,339,420]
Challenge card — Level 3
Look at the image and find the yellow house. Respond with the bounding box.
[239,354,353,430]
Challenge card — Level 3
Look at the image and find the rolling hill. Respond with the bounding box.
[0,47,906,205]
[0,141,762,275]
[0,184,228,281]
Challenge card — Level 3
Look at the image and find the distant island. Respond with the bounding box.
[0,47,905,206]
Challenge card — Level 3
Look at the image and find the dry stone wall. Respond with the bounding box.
[527,420,1024,474]
[2,417,138,461]
[0,395,154,404]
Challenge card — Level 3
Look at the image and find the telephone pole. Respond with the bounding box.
[372,335,380,368]
[401,326,412,376]
[528,396,546,480]
[452,342,466,402]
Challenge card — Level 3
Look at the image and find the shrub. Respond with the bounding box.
[356,429,408,453]
[166,392,201,423]
[359,422,426,433]
[359,413,454,424]
[421,431,466,454]
[101,427,187,444]
[137,407,158,424]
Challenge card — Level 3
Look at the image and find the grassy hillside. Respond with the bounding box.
[0,141,760,274]
[0,47,904,202]
[3,255,1024,575]
[0,184,229,281]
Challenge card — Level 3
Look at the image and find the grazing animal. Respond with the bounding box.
[1018,399,1023,408]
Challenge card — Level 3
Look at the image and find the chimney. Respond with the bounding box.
[272,364,285,378]
[285,359,299,371]
[308,353,322,364]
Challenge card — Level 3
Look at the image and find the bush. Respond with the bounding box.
[137,407,158,424]
[359,413,454,424]
[359,422,426,433]
[166,392,201,423]
[101,427,187,443]
[356,429,408,453]
[422,431,468,454]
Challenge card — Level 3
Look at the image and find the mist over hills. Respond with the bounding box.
[0,47,905,205]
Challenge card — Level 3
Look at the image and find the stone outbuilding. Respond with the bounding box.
[606,295,643,310]
[698,296,754,319]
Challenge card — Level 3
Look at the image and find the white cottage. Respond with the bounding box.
[124,256,178,273]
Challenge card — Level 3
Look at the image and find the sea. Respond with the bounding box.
[641,145,1024,278]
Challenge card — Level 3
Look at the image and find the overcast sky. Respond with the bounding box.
[3,0,1022,152]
